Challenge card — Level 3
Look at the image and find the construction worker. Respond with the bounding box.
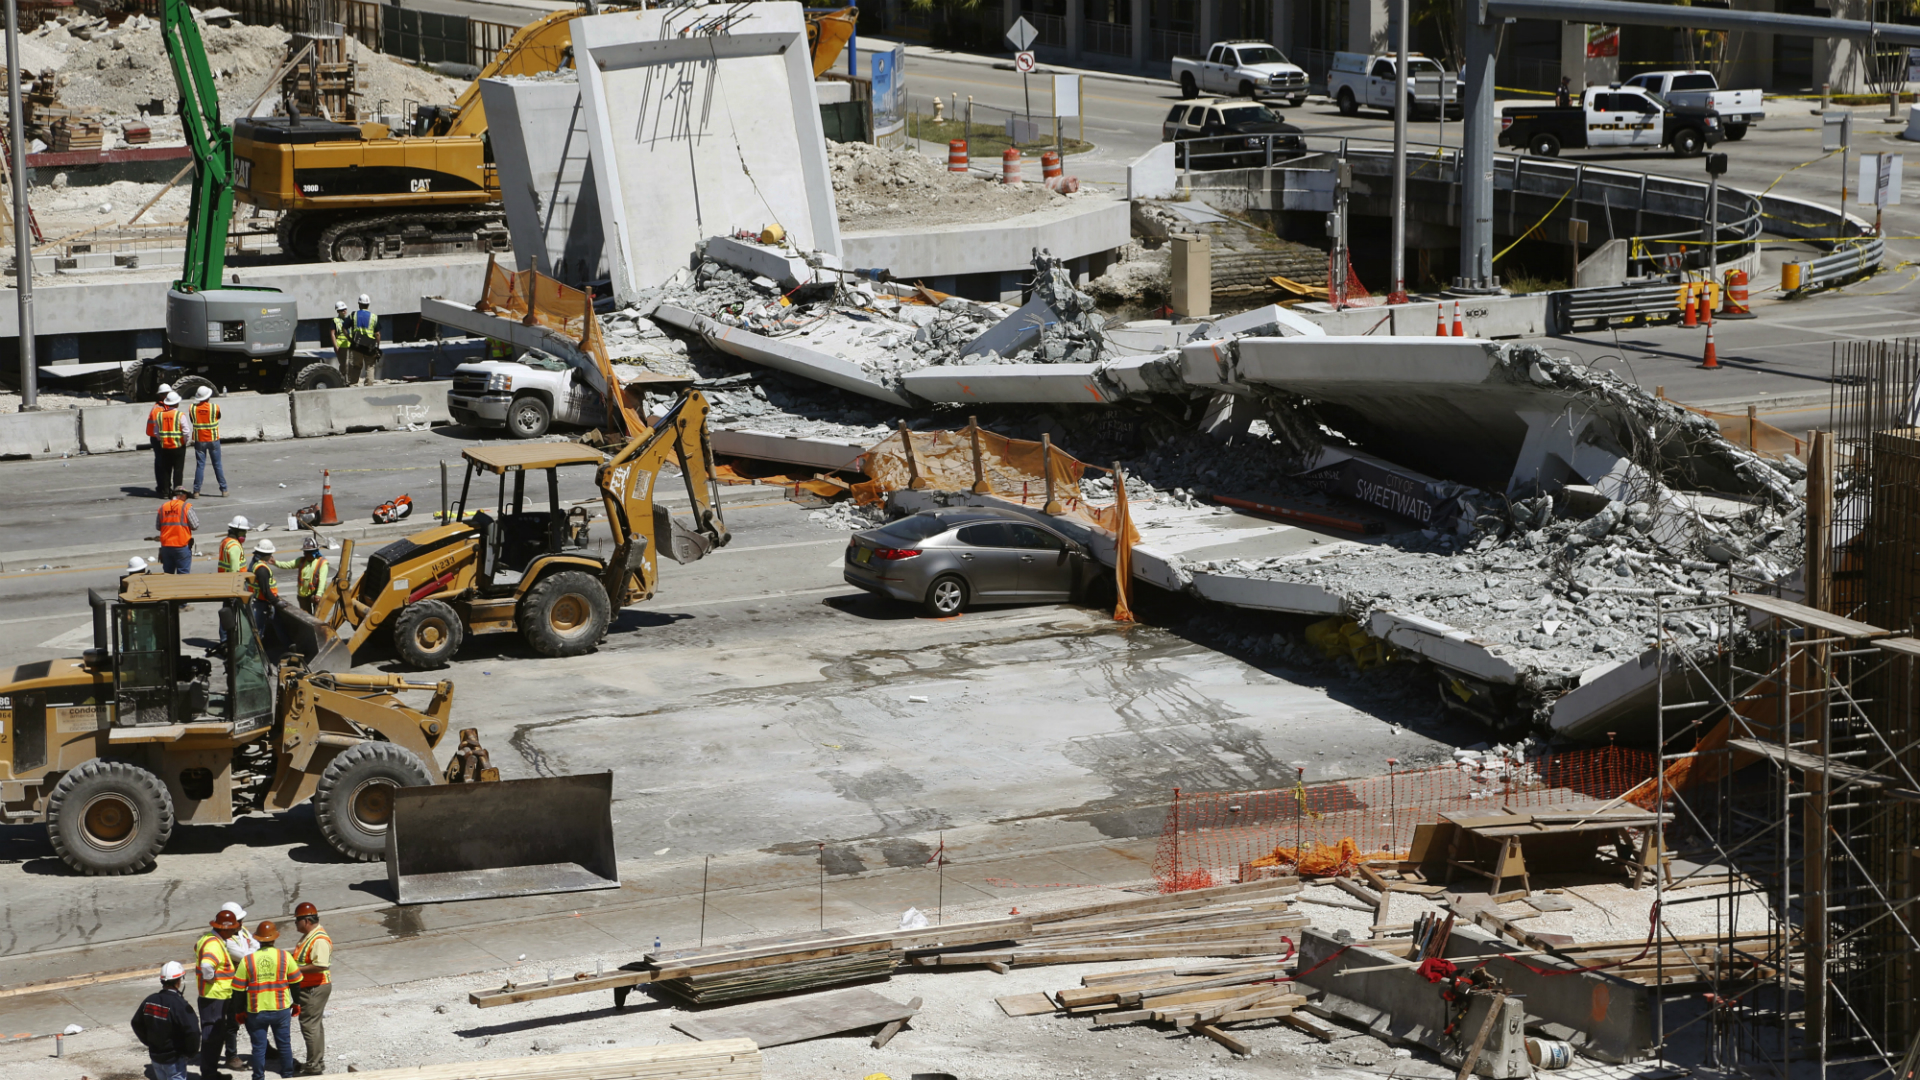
[345,293,380,385]
[290,903,332,1076]
[195,908,242,1080]
[278,537,334,615]
[487,336,515,363]
[155,487,199,574]
[330,300,351,372]
[190,385,229,498]
[233,921,300,1080]
[123,556,150,578]
[218,517,252,573]
[155,390,189,496]
[218,902,260,1069]
[246,540,285,653]
[130,961,201,1080]
[147,382,174,497]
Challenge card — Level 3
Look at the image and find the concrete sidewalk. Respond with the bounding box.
[0,826,1160,1041]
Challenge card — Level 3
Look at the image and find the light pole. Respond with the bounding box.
[6,0,38,410]
[1389,0,1409,304]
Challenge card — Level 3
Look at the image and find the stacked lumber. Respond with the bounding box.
[994,956,1309,1056]
[333,1039,761,1080]
[1549,931,1781,986]
[51,118,104,152]
[653,948,900,1005]
[121,124,151,145]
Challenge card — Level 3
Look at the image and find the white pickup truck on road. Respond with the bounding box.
[1170,41,1308,106]
[1327,52,1460,119]
[448,350,607,439]
[1625,71,1762,140]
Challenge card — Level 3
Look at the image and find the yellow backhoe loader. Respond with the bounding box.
[0,575,621,899]
[320,389,729,669]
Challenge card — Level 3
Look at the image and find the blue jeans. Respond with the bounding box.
[245,1008,294,1080]
[146,1056,188,1080]
[158,545,192,574]
[252,600,284,653]
[195,441,227,494]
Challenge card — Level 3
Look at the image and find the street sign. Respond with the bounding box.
[1823,110,1852,152]
[1006,16,1038,51]
[1053,72,1080,118]
[1015,51,1037,73]
[1859,153,1904,206]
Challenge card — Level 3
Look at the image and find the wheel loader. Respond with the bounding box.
[320,388,729,669]
[0,574,621,898]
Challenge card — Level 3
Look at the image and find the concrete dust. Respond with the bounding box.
[831,139,1068,232]
[1086,240,1171,309]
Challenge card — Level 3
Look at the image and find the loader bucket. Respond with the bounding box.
[386,772,620,905]
[275,602,351,673]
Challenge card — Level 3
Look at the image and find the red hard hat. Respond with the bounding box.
[294,902,319,919]
[210,910,241,930]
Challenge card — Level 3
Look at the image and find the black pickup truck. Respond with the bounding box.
[1500,85,1722,158]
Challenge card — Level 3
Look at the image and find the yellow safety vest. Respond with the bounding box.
[295,927,332,987]
[246,560,280,603]
[332,316,351,350]
[219,536,247,574]
[196,932,236,1000]
[237,948,300,1013]
[298,557,333,600]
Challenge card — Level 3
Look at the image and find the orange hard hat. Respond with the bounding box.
[294,902,319,919]
[210,910,241,930]
[254,921,280,943]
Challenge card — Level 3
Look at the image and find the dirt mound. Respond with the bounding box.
[829,140,1066,231]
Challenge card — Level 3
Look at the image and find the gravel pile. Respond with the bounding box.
[829,140,1067,231]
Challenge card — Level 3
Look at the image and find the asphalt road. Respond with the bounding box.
[896,46,1920,429]
[0,430,1472,962]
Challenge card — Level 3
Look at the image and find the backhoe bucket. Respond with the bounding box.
[275,602,351,673]
[386,772,620,905]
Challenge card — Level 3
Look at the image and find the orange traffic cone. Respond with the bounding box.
[314,469,341,526]
[1435,303,1449,336]
[1682,284,1698,328]
[1701,284,1713,327]
[1700,323,1719,369]
[1451,300,1465,337]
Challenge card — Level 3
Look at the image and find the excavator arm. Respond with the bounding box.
[160,0,235,292]
[598,389,730,607]
[443,8,605,139]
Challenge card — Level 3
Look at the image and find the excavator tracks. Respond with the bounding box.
[297,210,512,262]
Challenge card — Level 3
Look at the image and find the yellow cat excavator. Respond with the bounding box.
[244,5,858,262]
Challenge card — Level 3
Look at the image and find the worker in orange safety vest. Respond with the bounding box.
[154,391,188,496]
[155,488,200,574]
[190,385,229,497]
[147,382,174,496]
[290,903,332,1075]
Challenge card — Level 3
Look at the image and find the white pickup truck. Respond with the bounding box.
[1328,52,1460,119]
[1170,41,1309,106]
[448,350,607,439]
[1625,71,1761,140]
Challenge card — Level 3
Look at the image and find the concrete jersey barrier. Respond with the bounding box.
[0,409,81,459]
[292,384,453,438]
[78,401,159,455]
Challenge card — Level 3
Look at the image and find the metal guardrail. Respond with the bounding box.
[1549,281,1687,331]
[1793,237,1887,292]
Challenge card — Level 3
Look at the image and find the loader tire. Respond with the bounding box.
[518,570,611,658]
[46,759,175,875]
[314,741,434,862]
[391,599,464,669]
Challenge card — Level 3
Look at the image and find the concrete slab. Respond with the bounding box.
[572,3,839,302]
[840,197,1130,282]
[479,75,608,289]
[709,429,867,472]
[652,304,912,406]
[1442,924,1655,1063]
[898,362,1117,405]
[1367,610,1523,684]
[704,235,836,291]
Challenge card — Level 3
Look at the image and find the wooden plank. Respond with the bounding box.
[333,1040,762,1080]
[1217,1004,1296,1024]
[1193,1022,1252,1056]
[653,937,894,981]
[673,987,917,1048]
[0,961,175,1000]
[871,995,921,1048]
[470,967,656,1009]
[1026,878,1301,925]
[1729,592,1890,639]
[1283,1013,1337,1042]
[995,992,1057,1017]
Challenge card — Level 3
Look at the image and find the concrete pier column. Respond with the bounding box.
[1458,12,1498,290]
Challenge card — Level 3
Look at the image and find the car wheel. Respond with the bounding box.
[921,574,967,618]
[1528,133,1560,158]
[1723,123,1746,142]
[1336,88,1358,117]
[1180,73,1198,99]
[507,394,551,439]
[1672,128,1702,157]
[45,760,175,875]
[390,599,464,668]
[314,741,434,861]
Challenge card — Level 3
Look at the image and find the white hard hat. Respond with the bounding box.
[254,539,276,555]
[302,536,321,553]
[163,391,181,406]
[357,293,371,306]
[160,960,185,981]
[125,556,148,574]
[335,300,348,312]
[194,386,214,402]
[157,382,172,396]
[221,901,248,921]
[229,515,251,531]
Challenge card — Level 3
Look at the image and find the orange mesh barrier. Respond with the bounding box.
[1153,745,1658,891]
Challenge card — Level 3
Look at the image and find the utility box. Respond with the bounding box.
[1170,232,1211,318]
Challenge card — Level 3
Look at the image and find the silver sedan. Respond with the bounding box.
[843,507,1093,617]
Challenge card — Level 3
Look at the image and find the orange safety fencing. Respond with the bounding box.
[1152,744,1659,891]
[1655,390,1806,462]
[474,258,643,437]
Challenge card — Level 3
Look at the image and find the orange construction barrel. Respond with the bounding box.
[1002,147,1022,185]
[1041,151,1062,181]
[948,139,969,173]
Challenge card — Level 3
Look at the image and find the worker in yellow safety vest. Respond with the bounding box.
[233,921,301,1080]
[155,392,188,495]
[275,536,335,615]
[246,540,284,653]
[290,903,332,1075]
[195,908,242,1080]
[190,385,229,497]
